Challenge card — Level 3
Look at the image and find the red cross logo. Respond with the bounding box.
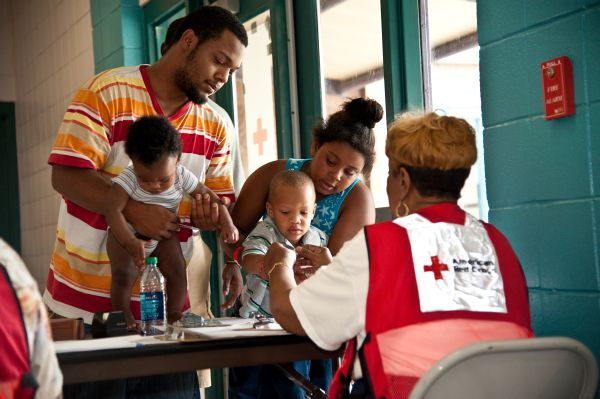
[424,256,448,280]
[253,118,268,156]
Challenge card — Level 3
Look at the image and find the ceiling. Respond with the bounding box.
[320,0,478,80]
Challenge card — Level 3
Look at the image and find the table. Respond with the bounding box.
[57,332,340,384]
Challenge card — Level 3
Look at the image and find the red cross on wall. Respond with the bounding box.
[424,256,448,280]
[253,118,268,156]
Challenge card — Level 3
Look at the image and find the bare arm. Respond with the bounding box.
[265,243,306,335]
[51,165,112,214]
[241,253,268,278]
[327,181,375,255]
[221,261,242,310]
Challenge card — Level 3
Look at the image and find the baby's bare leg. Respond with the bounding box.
[153,234,186,323]
[107,230,139,329]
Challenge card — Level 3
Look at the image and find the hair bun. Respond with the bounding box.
[343,97,384,129]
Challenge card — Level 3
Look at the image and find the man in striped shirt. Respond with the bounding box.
[44,6,248,328]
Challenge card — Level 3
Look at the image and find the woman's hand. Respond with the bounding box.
[265,242,305,335]
[221,261,243,310]
[295,244,332,266]
[293,244,332,281]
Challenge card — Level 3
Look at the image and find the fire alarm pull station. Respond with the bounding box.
[541,56,575,120]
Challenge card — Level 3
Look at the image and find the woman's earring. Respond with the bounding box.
[394,201,410,218]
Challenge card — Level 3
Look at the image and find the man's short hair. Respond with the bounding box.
[161,17,184,55]
[171,6,248,48]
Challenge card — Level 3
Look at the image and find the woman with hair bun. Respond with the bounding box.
[228,97,384,398]
[233,97,383,256]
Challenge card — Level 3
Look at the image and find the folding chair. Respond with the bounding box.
[409,337,598,399]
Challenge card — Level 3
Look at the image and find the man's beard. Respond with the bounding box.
[174,68,207,105]
[174,47,207,105]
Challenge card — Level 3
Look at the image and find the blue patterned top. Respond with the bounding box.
[286,158,360,236]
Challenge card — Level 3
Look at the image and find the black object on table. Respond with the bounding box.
[91,311,128,338]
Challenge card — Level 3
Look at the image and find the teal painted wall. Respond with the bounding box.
[90,0,145,72]
[478,0,600,385]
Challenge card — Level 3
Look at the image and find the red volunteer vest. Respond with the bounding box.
[329,204,532,399]
[0,265,37,399]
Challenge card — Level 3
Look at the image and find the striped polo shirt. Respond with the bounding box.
[44,65,235,323]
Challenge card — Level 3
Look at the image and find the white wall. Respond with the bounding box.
[6,0,94,287]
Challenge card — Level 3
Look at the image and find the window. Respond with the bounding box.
[151,9,186,59]
[233,10,279,177]
[318,0,388,207]
[143,0,186,63]
[424,0,487,219]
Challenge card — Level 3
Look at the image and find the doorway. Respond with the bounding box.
[0,102,20,252]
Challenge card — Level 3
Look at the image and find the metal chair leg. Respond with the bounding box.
[274,363,327,399]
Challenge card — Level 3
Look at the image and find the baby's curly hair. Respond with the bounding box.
[125,116,182,165]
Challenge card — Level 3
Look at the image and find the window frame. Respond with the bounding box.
[143,0,187,63]
[223,0,297,159]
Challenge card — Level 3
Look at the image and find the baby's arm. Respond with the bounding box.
[106,184,146,269]
[190,182,238,243]
[240,222,281,279]
[241,253,268,279]
[217,203,238,243]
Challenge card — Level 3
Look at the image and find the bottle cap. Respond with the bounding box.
[146,256,158,265]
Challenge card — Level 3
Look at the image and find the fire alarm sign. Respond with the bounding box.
[541,56,575,120]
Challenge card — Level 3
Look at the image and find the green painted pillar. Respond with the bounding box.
[90,0,145,72]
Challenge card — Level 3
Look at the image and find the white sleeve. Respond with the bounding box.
[179,165,200,193]
[111,165,137,195]
[228,119,245,196]
[289,230,369,351]
[206,98,245,196]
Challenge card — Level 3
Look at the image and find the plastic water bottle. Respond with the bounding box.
[139,256,165,335]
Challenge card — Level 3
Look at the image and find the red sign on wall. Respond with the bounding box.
[541,56,575,120]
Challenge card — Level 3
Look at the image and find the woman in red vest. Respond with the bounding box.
[266,112,533,398]
[0,238,63,398]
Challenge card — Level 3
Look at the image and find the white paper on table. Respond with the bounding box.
[53,318,290,352]
[178,317,290,340]
[53,334,170,354]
